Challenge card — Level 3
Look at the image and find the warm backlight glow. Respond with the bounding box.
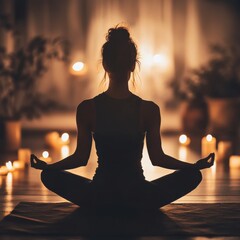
[72,61,84,72]
[206,134,213,142]
[61,133,69,143]
[153,53,168,69]
[42,151,49,159]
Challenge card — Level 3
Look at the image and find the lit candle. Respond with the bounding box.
[6,161,14,172]
[18,148,31,166]
[45,131,61,148]
[0,166,8,176]
[40,151,52,163]
[201,134,216,157]
[229,155,240,168]
[13,160,25,170]
[179,134,191,146]
[217,141,232,161]
[61,133,70,144]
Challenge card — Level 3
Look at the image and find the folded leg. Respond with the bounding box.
[41,169,92,206]
[151,168,202,208]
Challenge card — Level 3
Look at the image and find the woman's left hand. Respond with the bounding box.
[30,154,48,170]
[195,153,215,170]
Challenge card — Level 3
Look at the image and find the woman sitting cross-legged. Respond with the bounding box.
[31,26,214,211]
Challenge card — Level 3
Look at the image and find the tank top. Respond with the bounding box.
[92,92,146,185]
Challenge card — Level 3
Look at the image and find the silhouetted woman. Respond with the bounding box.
[31,26,214,210]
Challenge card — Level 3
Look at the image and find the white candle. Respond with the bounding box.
[217,141,232,161]
[0,166,9,176]
[18,148,31,165]
[40,151,52,163]
[229,155,240,168]
[179,134,191,146]
[6,161,14,172]
[201,134,216,157]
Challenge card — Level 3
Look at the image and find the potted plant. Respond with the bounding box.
[0,15,69,151]
[182,44,240,138]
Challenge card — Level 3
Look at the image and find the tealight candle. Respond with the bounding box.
[6,161,14,172]
[40,151,52,163]
[201,134,216,157]
[229,155,240,168]
[179,134,191,146]
[0,166,8,176]
[217,141,232,161]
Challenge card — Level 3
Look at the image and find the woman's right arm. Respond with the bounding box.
[31,100,93,170]
[145,102,214,170]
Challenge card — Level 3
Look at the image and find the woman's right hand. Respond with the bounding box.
[30,154,48,170]
[195,153,215,170]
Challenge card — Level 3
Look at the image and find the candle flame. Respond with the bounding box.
[6,161,13,171]
[61,133,69,143]
[179,134,188,144]
[42,151,49,159]
[72,61,84,72]
[206,134,213,142]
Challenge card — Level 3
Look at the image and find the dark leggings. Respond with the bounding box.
[41,168,202,209]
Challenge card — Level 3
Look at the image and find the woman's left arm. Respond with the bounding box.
[31,100,93,170]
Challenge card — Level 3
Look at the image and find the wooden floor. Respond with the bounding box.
[0,131,240,240]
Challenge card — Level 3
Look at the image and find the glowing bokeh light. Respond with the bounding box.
[61,133,69,143]
[153,53,169,69]
[72,61,84,72]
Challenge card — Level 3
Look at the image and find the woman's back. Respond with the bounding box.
[92,92,145,184]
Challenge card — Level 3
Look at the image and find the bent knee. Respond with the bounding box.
[41,169,59,186]
[180,168,202,186]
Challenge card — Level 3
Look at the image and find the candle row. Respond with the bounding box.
[179,134,239,163]
[0,148,31,176]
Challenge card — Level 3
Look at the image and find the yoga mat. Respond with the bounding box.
[0,202,240,237]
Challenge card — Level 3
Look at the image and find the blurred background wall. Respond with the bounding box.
[0,0,239,109]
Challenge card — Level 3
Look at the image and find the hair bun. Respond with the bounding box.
[106,27,130,43]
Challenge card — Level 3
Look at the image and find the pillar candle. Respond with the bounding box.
[201,134,216,157]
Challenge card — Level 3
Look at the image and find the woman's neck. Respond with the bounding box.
[106,72,132,98]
